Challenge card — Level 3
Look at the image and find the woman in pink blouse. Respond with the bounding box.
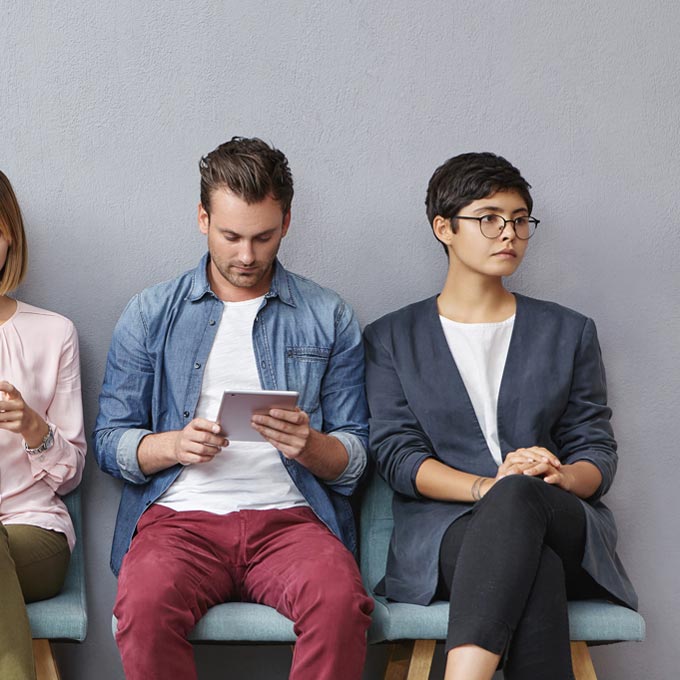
[0,170,86,680]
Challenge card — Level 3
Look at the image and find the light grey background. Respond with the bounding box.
[2,1,677,678]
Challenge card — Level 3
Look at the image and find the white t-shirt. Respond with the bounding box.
[156,296,308,513]
[439,315,515,466]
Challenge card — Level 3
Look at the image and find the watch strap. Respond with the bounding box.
[24,425,55,455]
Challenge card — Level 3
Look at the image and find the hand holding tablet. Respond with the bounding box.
[217,389,299,443]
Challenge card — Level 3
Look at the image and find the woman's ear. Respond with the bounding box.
[433,215,454,248]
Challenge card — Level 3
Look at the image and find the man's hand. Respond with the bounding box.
[251,408,311,460]
[173,418,228,466]
[250,407,349,480]
[0,381,49,448]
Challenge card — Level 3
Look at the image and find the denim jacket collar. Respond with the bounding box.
[188,253,296,308]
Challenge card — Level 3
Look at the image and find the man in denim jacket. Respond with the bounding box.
[94,137,373,680]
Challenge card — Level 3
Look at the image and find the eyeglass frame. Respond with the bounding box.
[452,214,540,240]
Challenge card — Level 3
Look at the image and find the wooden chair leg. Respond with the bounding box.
[384,639,436,680]
[32,639,61,680]
[571,641,597,680]
[384,640,412,680]
[408,640,436,680]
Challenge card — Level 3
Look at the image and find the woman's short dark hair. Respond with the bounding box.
[0,171,28,295]
[199,137,294,216]
[426,152,533,253]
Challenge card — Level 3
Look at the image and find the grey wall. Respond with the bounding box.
[2,1,677,677]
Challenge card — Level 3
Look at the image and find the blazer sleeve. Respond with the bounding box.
[364,322,434,498]
[552,317,617,500]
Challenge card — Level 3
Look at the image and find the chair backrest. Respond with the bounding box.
[61,488,86,603]
[359,471,394,592]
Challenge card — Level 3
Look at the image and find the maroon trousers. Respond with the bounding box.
[114,505,373,680]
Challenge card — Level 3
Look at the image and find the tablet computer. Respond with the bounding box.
[216,389,299,442]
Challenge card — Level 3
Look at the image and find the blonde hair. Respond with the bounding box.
[0,171,27,294]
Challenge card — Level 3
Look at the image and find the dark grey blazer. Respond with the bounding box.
[364,293,637,609]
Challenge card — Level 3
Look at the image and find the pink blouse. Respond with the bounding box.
[0,301,86,550]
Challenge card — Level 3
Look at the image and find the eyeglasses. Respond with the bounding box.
[453,214,540,240]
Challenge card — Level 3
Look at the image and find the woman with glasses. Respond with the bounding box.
[0,170,86,680]
[364,153,636,680]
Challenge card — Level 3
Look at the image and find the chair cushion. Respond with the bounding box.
[367,596,645,645]
[566,600,645,643]
[26,589,88,641]
[112,603,297,643]
[189,603,296,642]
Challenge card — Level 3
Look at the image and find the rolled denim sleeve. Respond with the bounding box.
[553,317,617,501]
[326,431,367,490]
[319,301,369,496]
[93,295,155,484]
[115,428,153,484]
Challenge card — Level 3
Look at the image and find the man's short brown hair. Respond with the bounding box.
[199,137,294,216]
[0,171,28,295]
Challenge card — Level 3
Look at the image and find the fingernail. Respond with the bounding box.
[212,425,220,433]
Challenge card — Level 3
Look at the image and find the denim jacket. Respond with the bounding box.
[94,254,368,575]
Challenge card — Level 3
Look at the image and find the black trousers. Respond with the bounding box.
[438,475,607,680]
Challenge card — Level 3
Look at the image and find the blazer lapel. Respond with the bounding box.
[496,294,537,458]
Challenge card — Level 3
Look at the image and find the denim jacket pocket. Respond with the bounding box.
[285,346,331,413]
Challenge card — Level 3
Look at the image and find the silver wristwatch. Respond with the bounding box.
[24,425,55,455]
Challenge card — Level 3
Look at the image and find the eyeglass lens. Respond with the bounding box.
[480,215,536,239]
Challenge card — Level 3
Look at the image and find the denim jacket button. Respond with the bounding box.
[183,411,190,418]
[194,362,201,369]
[208,319,216,326]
